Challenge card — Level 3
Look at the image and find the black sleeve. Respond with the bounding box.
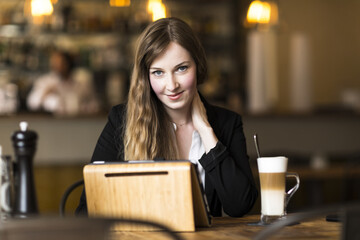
[75,105,125,216]
[199,115,258,217]
[91,105,125,162]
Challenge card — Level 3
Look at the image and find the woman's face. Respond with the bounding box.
[149,42,197,115]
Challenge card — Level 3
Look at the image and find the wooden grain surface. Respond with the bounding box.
[84,161,197,231]
[110,215,341,240]
[0,214,341,240]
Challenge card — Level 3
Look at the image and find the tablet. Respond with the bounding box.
[83,160,211,232]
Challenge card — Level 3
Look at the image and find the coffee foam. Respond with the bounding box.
[257,156,288,173]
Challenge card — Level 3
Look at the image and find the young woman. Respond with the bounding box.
[76,17,258,217]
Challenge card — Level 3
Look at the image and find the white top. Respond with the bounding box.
[188,130,206,189]
[172,124,206,189]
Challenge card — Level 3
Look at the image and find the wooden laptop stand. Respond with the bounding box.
[84,160,211,232]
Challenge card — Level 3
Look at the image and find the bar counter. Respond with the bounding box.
[1,112,359,165]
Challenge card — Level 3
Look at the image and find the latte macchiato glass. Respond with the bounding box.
[257,156,300,224]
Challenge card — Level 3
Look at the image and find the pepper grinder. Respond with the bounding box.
[11,121,38,218]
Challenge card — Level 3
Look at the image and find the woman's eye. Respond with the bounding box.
[177,66,188,72]
[152,70,163,76]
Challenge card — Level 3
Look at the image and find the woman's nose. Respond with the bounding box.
[166,75,179,91]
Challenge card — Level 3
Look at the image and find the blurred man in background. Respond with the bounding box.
[27,49,100,116]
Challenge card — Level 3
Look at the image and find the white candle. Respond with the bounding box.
[247,30,278,114]
[289,32,313,113]
[247,30,267,114]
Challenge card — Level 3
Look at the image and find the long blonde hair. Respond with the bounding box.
[124,17,207,160]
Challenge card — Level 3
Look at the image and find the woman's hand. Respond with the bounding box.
[191,92,218,153]
[191,91,210,131]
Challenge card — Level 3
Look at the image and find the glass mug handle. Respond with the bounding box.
[1,181,12,212]
[285,172,300,208]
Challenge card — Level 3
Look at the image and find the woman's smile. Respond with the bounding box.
[167,91,184,100]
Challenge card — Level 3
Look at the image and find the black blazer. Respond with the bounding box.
[76,98,258,217]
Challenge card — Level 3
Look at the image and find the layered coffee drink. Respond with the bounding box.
[259,172,285,215]
[253,156,300,225]
[257,157,288,217]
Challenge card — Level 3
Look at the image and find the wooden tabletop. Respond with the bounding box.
[109,215,341,240]
[0,214,341,240]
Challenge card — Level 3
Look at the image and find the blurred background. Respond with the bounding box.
[0,0,359,215]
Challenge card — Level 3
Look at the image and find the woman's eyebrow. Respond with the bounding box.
[149,60,191,71]
[174,61,190,68]
[149,66,163,70]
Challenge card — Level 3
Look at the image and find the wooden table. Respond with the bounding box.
[109,215,341,240]
[0,214,341,240]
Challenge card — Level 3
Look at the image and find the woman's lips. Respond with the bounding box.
[167,91,183,100]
